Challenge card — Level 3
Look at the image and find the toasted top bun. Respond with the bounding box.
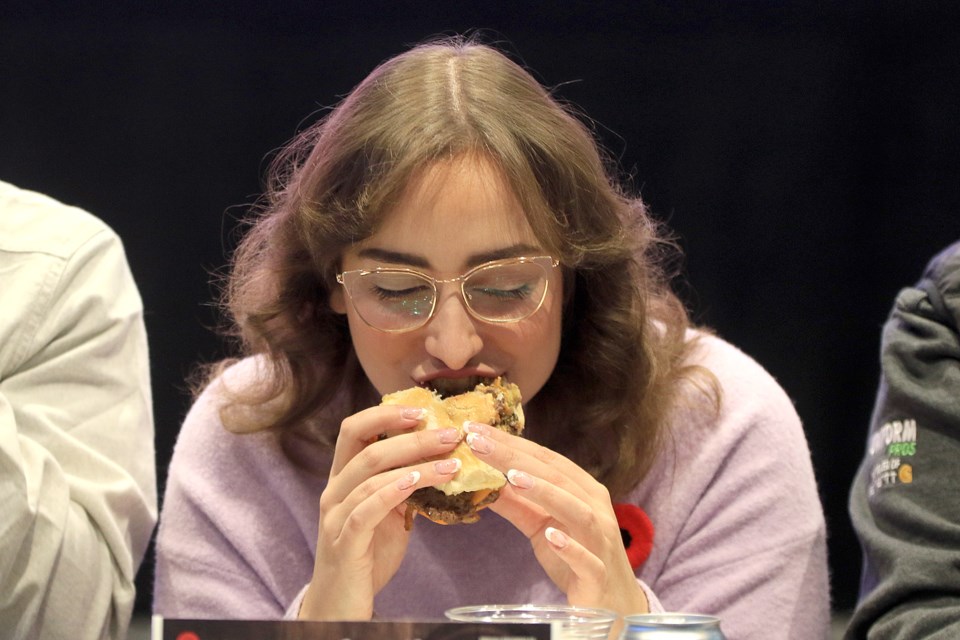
[381,385,507,496]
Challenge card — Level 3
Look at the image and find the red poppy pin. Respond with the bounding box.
[613,503,654,570]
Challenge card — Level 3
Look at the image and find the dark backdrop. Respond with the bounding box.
[3,0,959,617]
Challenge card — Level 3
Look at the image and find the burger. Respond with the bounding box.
[380,377,524,528]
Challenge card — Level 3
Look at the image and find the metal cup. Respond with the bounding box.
[620,613,726,639]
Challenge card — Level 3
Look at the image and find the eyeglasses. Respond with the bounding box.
[336,255,560,333]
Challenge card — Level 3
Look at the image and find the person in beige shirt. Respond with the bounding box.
[0,180,157,639]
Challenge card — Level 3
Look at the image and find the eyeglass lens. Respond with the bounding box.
[346,260,549,330]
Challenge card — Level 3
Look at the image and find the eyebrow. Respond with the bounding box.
[356,244,543,269]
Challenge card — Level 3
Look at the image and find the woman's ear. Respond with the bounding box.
[329,287,347,314]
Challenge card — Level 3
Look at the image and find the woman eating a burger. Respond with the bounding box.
[153,36,830,639]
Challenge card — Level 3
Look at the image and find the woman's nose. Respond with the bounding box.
[423,292,483,370]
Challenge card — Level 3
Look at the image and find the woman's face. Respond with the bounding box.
[330,154,563,402]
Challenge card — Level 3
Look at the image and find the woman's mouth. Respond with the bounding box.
[422,375,495,397]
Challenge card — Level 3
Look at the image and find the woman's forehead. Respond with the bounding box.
[362,155,541,252]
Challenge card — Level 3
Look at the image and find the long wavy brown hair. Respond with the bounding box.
[210,35,716,498]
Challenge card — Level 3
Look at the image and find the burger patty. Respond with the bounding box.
[404,486,502,527]
[475,379,523,435]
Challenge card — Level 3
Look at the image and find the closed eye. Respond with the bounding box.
[469,283,534,300]
[373,285,431,300]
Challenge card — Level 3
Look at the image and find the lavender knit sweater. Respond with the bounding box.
[154,333,830,639]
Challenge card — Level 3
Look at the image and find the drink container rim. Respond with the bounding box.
[623,613,721,626]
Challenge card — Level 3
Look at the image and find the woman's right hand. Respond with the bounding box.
[298,404,462,621]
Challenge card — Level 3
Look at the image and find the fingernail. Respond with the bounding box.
[436,428,461,444]
[402,407,427,420]
[396,470,420,490]
[463,420,487,435]
[506,469,534,489]
[434,458,462,474]
[465,432,493,455]
[545,527,568,549]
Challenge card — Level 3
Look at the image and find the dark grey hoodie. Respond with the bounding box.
[846,241,960,639]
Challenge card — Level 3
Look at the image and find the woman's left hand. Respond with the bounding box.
[464,422,649,617]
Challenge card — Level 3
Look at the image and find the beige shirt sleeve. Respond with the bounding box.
[0,182,157,639]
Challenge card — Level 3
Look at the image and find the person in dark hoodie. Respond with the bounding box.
[846,240,960,639]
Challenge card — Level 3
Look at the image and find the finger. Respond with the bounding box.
[325,425,462,505]
[543,526,606,587]
[501,468,617,547]
[331,405,428,474]
[464,423,599,504]
[332,457,464,547]
[320,466,420,558]
[487,483,552,538]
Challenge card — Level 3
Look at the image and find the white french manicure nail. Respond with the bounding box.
[402,407,427,420]
[463,420,486,434]
[396,470,421,490]
[466,432,493,454]
[435,458,462,474]
[545,527,568,549]
[507,469,535,489]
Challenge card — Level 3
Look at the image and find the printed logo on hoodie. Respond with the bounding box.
[867,417,917,497]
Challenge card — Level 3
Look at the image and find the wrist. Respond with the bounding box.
[299,582,374,621]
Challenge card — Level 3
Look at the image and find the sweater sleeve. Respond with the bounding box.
[636,336,831,640]
[846,242,960,639]
[0,192,157,640]
[153,362,322,620]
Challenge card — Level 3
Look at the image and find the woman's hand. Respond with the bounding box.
[464,422,649,617]
[299,405,462,620]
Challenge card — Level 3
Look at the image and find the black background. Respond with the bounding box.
[3,0,959,618]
